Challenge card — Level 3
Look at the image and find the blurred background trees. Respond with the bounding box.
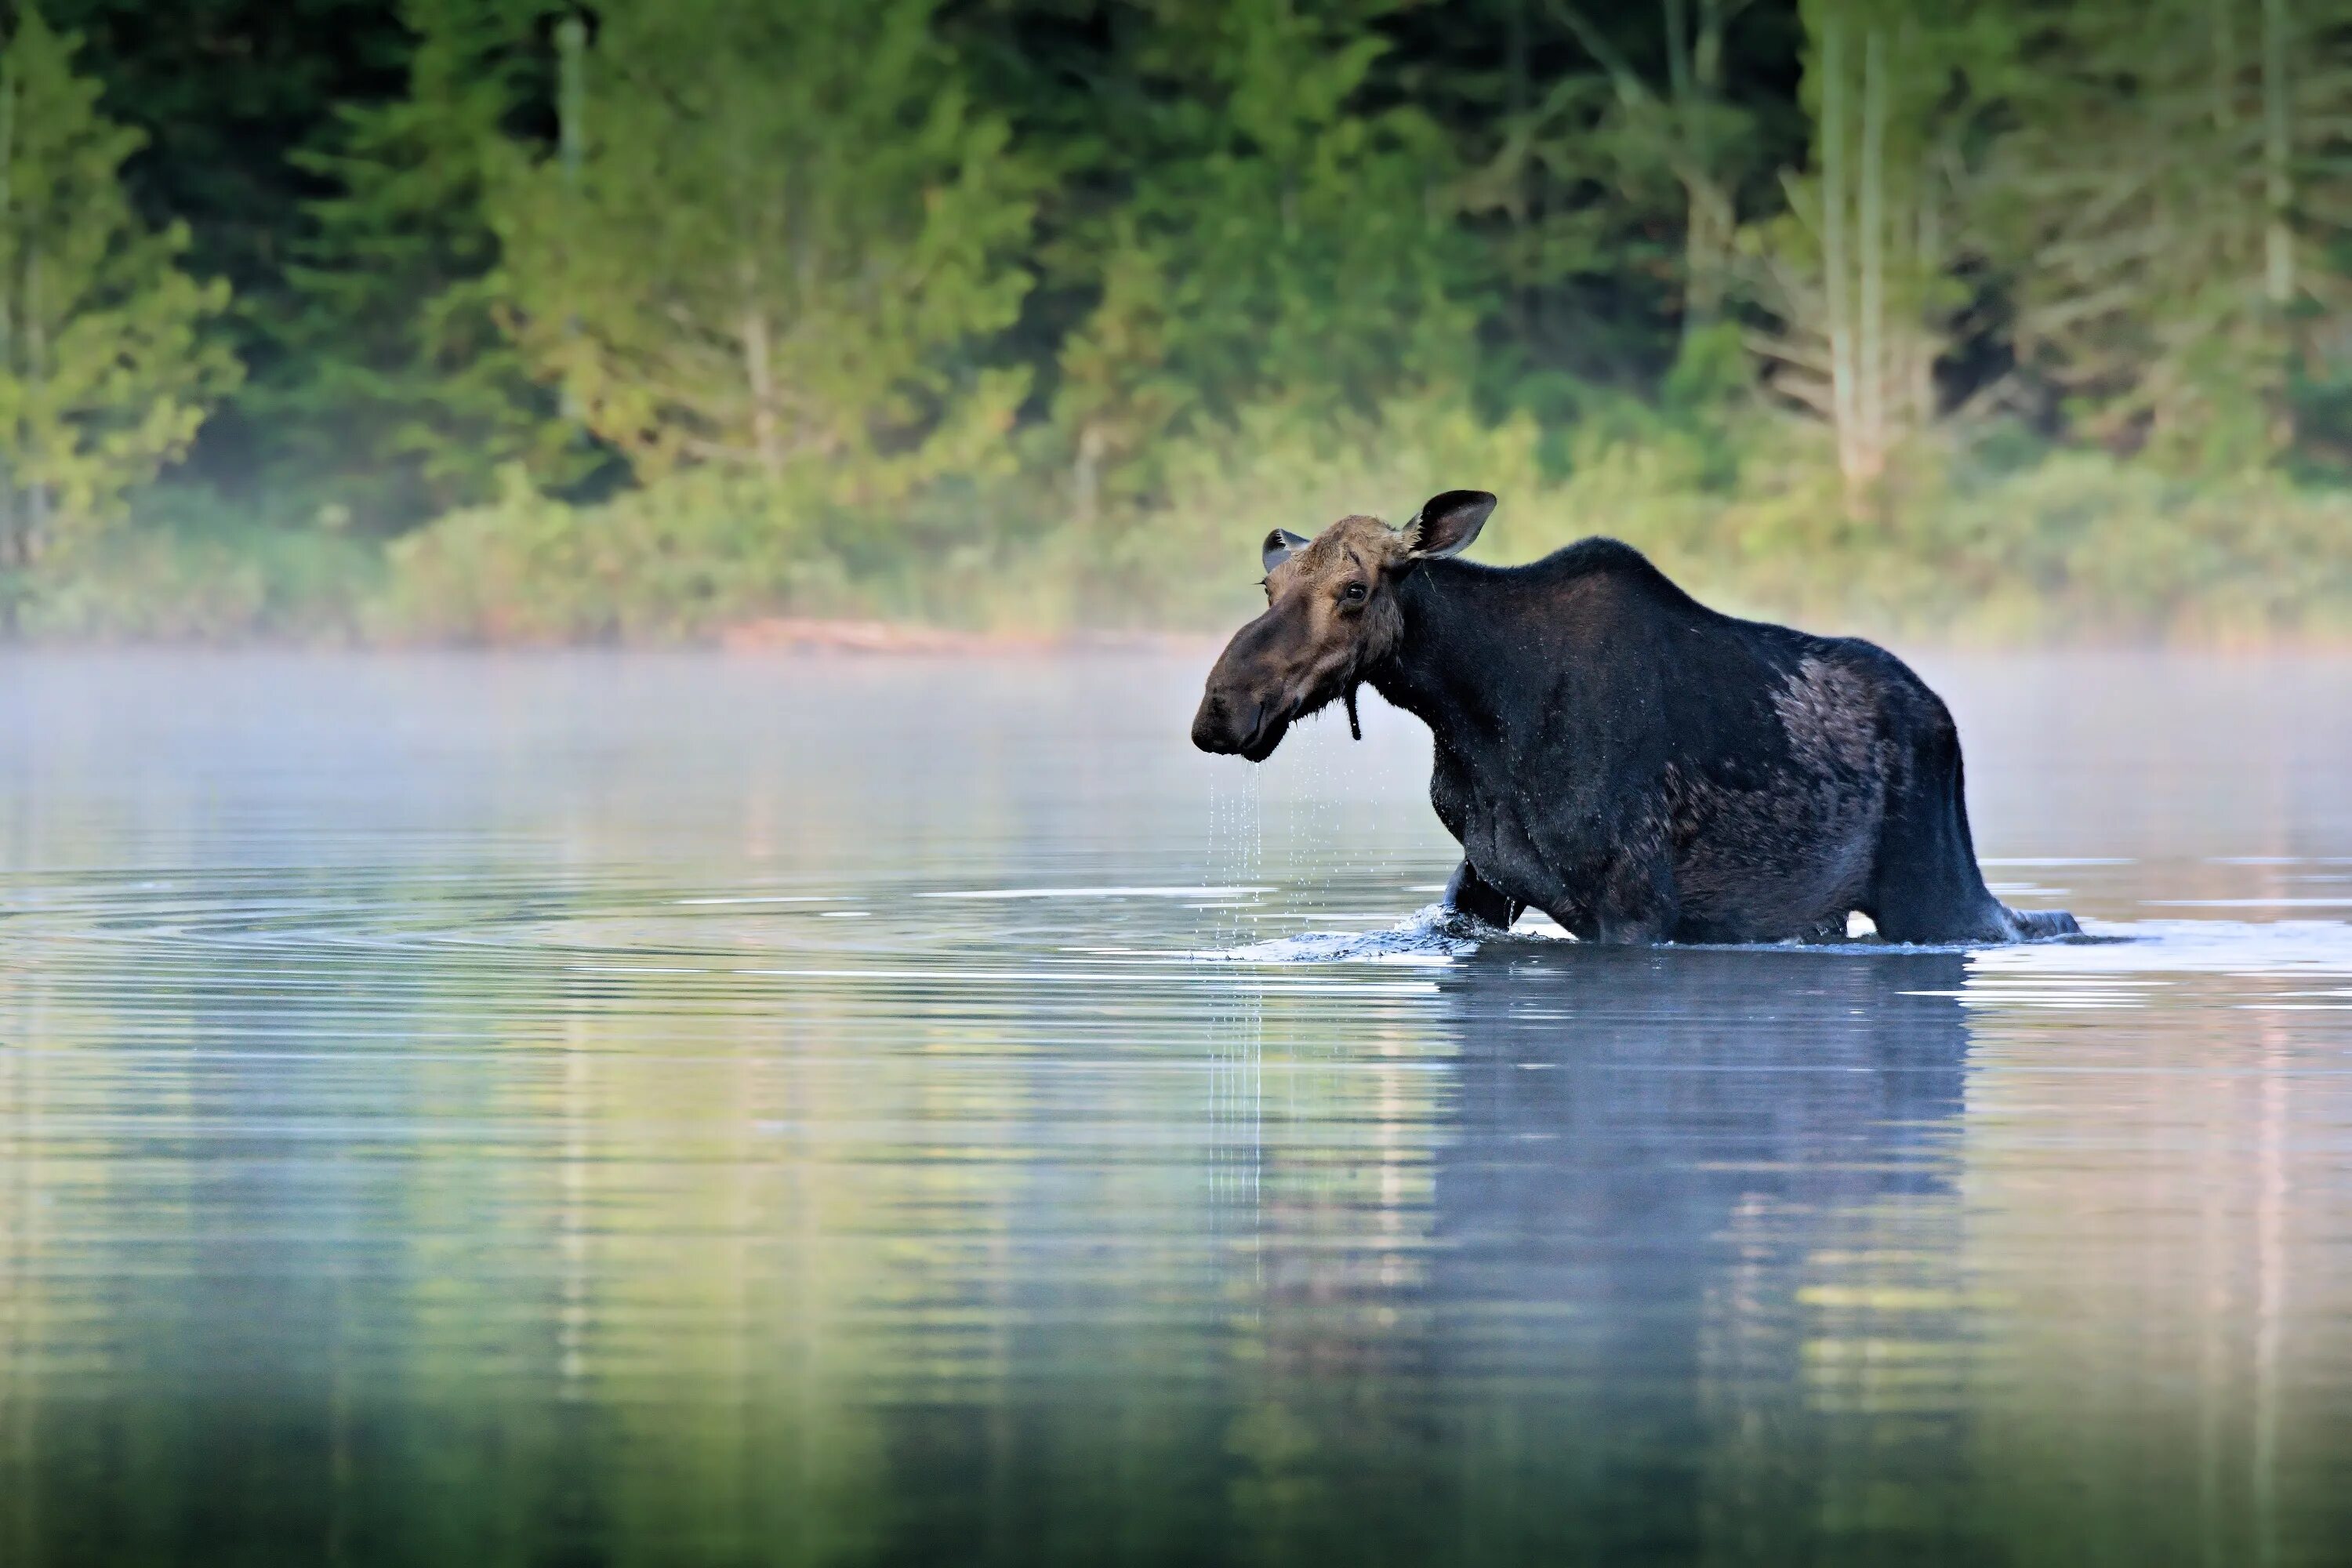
[5,0,2352,639]
[492,0,1039,497]
[0,5,238,622]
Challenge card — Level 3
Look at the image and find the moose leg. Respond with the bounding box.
[1590,849,1679,945]
[1868,710,2077,943]
[1443,859,1523,929]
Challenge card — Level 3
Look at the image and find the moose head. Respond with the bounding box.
[1189,489,1496,760]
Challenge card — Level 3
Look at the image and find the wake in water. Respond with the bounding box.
[1207,902,1495,964]
[1207,905,2352,978]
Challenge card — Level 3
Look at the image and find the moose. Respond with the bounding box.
[1190,490,2079,946]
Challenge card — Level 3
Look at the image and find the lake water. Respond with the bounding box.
[2,650,2351,1566]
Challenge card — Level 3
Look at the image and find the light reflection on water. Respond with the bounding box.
[2,651,2350,1566]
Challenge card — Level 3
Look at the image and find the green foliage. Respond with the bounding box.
[379,464,835,641]
[266,0,580,531]
[1740,0,2012,495]
[488,0,1039,506]
[1979,0,2352,474]
[1136,405,2352,640]
[41,0,415,484]
[0,5,239,610]
[9,0,2352,644]
[21,485,379,639]
[1051,0,1483,479]
[376,395,2352,645]
[1460,0,1767,372]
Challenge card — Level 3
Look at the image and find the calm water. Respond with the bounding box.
[3,651,2351,1566]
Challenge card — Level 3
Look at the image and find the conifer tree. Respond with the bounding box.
[270,0,581,530]
[43,0,415,491]
[0,5,237,592]
[1979,0,2352,470]
[1462,0,1764,369]
[488,0,1040,503]
[1049,0,1483,509]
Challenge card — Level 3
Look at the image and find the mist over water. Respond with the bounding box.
[2,650,2350,1566]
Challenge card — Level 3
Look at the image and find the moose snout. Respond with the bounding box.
[1193,616,1297,760]
[1191,688,1247,753]
[1192,683,1290,760]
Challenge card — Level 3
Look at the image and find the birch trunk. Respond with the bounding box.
[0,53,16,579]
[739,256,783,479]
[1506,0,1534,340]
[557,16,586,428]
[1820,11,1859,487]
[1071,423,1105,530]
[1680,0,1731,342]
[23,245,41,559]
[2262,0,2294,307]
[1857,21,1888,483]
[1915,167,1940,428]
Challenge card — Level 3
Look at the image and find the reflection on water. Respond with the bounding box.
[1426,946,1977,1563]
[2,652,2350,1566]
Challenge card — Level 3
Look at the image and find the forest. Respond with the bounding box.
[3,0,2351,642]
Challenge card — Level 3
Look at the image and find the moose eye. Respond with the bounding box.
[1341,582,1369,604]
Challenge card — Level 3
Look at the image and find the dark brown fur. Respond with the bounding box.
[1193,493,2082,946]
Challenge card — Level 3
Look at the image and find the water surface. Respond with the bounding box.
[3,651,2350,1566]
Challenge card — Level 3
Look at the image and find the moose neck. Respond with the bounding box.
[1364,559,1515,752]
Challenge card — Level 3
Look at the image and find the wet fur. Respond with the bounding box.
[1203,525,2079,946]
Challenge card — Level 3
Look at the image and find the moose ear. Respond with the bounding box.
[1261,528,1311,573]
[1403,490,1497,559]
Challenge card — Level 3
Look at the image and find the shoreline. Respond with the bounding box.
[5,617,2352,658]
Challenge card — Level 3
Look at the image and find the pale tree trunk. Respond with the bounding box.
[739,255,783,481]
[1684,184,1734,336]
[2262,0,2294,308]
[24,245,42,561]
[1857,22,1887,484]
[1680,0,1733,343]
[1819,12,1860,487]
[1506,0,1535,342]
[557,16,587,430]
[1071,423,1106,529]
[1799,3,1936,505]
[0,53,17,590]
